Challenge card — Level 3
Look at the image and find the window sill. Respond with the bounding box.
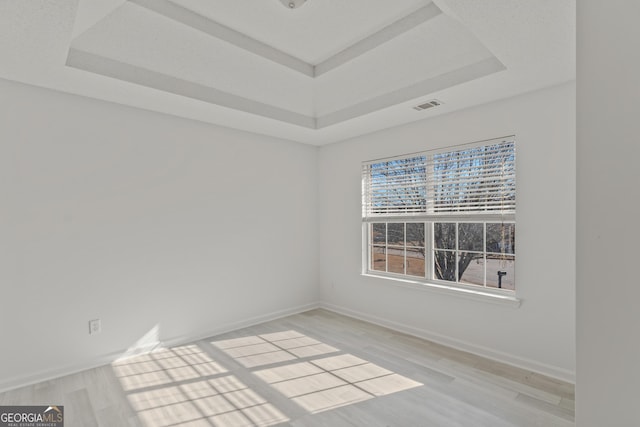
[361,273,521,308]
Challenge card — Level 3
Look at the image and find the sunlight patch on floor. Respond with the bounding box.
[111,328,422,425]
[113,346,288,426]
[246,336,423,414]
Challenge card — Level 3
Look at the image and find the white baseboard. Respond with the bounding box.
[0,300,574,393]
[319,302,575,384]
[0,350,126,395]
[0,301,321,394]
[161,302,321,349]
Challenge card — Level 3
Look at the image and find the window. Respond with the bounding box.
[362,137,516,292]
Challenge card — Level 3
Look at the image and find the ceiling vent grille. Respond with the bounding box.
[413,99,443,111]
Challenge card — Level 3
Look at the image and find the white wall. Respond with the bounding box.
[0,79,319,391]
[318,82,576,380]
[576,1,640,425]
[0,76,578,391]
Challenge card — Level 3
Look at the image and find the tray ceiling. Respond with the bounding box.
[0,0,575,145]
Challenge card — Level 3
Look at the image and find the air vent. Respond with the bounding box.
[413,99,443,111]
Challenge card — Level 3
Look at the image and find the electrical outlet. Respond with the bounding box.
[89,319,101,335]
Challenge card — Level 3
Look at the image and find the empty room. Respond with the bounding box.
[0,0,637,426]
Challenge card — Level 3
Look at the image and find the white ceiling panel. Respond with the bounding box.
[314,14,498,115]
[0,0,77,70]
[72,0,125,38]
[171,0,429,64]
[71,2,315,116]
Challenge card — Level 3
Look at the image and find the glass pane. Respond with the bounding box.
[434,250,456,282]
[371,223,386,245]
[486,223,515,254]
[371,246,386,271]
[486,255,515,290]
[387,223,405,246]
[458,223,483,251]
[459,253,484,286]
[406,247,425,277]
[406,223,425,247]
[434,223,456,249]
[368,156,427,215]
[387,247,405,274]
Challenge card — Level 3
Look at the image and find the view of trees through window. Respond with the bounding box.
[433,222,515,289]
[363,138,516,291]
[370,222,515,290]
[371,223,425,277]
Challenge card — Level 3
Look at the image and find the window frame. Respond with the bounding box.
[361,137,516,298]
[368,221,428,278]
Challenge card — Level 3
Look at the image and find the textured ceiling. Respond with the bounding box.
[0,0,575,145]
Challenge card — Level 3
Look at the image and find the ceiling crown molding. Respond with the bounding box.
[127,0,441,77]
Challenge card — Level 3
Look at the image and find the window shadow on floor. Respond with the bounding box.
[111,329,422,426]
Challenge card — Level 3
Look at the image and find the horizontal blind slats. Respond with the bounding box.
[363,138,515,218]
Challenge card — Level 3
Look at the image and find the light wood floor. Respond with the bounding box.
[0,309,574,426]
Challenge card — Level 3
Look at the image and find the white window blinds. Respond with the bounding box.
[362,155,428,216]
[362,137,515,219]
